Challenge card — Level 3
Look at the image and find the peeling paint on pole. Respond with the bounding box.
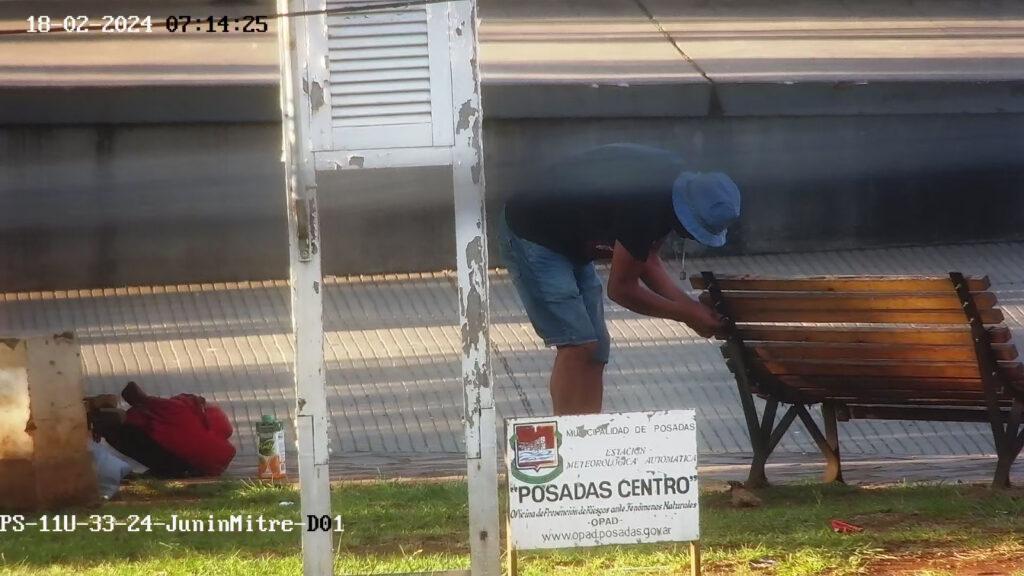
[448,2,500,574]
[456,100,476,133]
[309,81,325,110]
[470,120,483,185]
[460,237,487,359]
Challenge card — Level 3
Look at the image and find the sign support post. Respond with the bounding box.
[448,2,501,575]
[277,1,334,574]
[280,0,499,572]
[505,515,518,576]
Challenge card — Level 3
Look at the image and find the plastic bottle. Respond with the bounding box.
[256,415,286,479]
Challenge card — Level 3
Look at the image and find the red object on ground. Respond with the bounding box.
[125,394,236,476]
[829,519,864,534]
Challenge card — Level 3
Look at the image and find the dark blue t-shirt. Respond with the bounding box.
[505,144,683,263]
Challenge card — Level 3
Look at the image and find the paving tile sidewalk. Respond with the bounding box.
[1,242,1022,481]
[229,451,1009,487]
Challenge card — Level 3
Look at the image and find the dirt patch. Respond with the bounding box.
[868,550,1024,575]
[846,510,922,531]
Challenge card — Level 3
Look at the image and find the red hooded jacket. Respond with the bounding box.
[125,394,236,476]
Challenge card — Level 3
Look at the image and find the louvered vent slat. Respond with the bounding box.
[334,91,431,107]
[332,79,430,95]
[325,33,425,48]
[327,10,424,26]
[330,44,429,59]
[333,101,430,116]
[330,57,429,73]
[326,0,432,128]
[333,113,431,127]
[328,22,428,38]
[329,67,430,83]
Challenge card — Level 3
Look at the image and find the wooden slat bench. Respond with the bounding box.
[690,272,1024,489]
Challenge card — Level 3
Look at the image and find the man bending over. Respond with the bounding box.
[499,143,741,415]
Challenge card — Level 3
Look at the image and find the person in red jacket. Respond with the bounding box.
[89,382,236,478]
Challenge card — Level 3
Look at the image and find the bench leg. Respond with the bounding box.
[795,404,844,484]
[822,402,844,484]
[740,391,771,488]
[749,404,800,486]
[993,438,1022,489]
[992,399,1024,489]
[743,400,801,488]
[994,456,1014,490]
[747,455,769,489]
[745,400,776,487]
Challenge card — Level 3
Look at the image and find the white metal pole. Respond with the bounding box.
[276,2,334,574]
[448,1,501,574]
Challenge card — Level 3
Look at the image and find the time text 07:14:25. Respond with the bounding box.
[25,15,270,33]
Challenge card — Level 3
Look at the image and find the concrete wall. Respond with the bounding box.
[2,112,1023,291]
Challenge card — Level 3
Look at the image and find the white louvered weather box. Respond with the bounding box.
[307,0,458,168]
[282,1,497,572]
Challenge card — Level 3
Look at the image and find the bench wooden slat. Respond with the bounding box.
[845,406,1006,423]
[758,359,1023,381]
[803,395,1011,407]
[751,342,1018,362]
[700,291,997,312]
[780,379,1012,401]
[690,274,990,293]
[777,377,1021,404]
[736,325,1012,345]
[799,389,1001,400]
[728,308,1004,324]
[777,376,988,391]
[804,378,1023,397]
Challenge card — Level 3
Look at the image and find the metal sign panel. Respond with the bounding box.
[505,410,700,550]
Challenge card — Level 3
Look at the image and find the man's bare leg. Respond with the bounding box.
[551,343,604,415]
[580,358,604,413]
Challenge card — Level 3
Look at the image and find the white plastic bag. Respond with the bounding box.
[89,440,133,499]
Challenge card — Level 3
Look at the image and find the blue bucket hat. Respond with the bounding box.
[671,172,741,247]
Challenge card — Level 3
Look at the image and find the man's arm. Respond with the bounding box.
[606,241,722,337]
[637,241,690,303]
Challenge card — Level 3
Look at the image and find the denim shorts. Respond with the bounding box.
[498,211,611,363]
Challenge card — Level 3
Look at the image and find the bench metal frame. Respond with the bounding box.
[701,271,1023,489]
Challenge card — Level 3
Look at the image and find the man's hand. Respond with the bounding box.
[583,241,615,261]
[608,241,728,337]
[687,304,725,338]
